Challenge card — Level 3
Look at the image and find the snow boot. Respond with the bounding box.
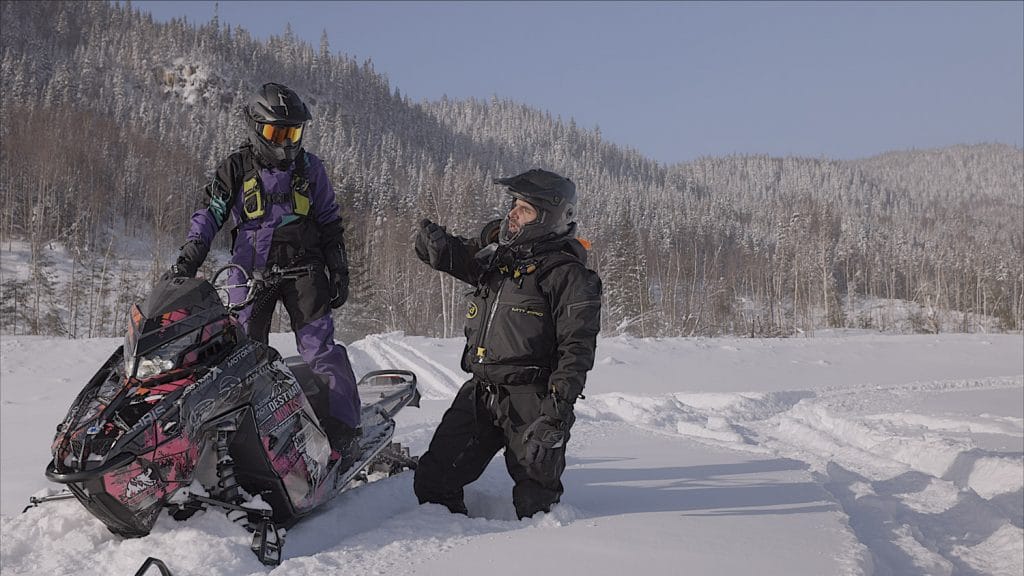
[322,416,362,470]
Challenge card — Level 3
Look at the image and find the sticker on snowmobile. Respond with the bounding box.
[255,381,302,420]
[127,404,168,435]
[125,468,158,499]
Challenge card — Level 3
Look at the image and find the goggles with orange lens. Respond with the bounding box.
[258,123,303,145]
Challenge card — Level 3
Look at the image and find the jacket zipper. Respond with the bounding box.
[474,277,506,363]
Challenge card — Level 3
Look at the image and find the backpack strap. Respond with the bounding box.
[290,151,311,217]
[240,148,264,221]
[238,149,312,222]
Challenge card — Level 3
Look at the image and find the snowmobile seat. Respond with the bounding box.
[283,355,330,423]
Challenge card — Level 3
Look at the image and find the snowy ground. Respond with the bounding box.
[1,331,1022,576]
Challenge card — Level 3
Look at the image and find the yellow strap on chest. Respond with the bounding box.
[292,181,310,216]
[242,177,263,219]
[241,175,310,220]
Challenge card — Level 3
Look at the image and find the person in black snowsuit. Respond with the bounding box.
[166,83,361,458]
[413,169,603,519]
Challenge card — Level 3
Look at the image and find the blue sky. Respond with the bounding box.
[135,1,1023,165]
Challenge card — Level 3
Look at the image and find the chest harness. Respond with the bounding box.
[239,150,312,222]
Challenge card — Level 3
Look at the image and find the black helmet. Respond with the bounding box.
[244,82,312,170]
[495,169,577,247]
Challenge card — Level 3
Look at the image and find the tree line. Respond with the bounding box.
[1,0,1020,341]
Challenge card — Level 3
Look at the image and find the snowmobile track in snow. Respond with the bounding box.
[353,335,463,399]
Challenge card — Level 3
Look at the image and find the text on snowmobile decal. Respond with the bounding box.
[255,381,302,420]
[128,404,168,435]
[240,363,273,387]
[270,397,303,426]
[184,366,222,395]
[224,343,256,368]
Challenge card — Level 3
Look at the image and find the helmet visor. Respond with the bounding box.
[258,123,303,145]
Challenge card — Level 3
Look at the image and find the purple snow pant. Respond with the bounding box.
[229,266,361,428]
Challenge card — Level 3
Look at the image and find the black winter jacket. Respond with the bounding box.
[417,226,602,403]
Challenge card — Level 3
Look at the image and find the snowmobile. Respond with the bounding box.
[40,264,420,566]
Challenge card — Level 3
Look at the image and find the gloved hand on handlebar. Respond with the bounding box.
[161,239,208,281]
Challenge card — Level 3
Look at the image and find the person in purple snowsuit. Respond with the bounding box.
[166,82,360,456]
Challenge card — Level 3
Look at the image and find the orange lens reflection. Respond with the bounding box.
[259,124,302,144]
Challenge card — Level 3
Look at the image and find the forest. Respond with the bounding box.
[1,0,1021,341]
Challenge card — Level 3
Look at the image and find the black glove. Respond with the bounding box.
[522,395,575,476]
[161,262,193,281]
[329,269,349,309]
[323,235,350,309]
[162,239,207,280]
[414,219,449,267]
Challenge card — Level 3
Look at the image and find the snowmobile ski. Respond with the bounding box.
[134,557,173,576]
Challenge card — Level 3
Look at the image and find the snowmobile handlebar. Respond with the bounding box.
[211,263,321,311]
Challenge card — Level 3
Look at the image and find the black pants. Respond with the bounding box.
[239,267,331,344]
[413,377,567,519]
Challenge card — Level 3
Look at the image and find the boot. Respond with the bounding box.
[322,416,362,469]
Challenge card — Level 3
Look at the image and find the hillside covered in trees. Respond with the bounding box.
[1,0,1021,340]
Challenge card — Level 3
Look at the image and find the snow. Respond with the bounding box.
[1,331,1022,575]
